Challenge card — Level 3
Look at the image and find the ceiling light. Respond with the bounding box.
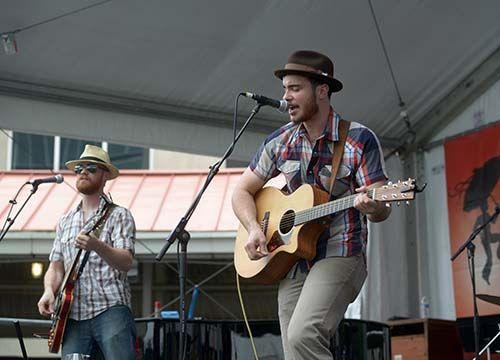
[2,33,18,55]
[31,262,43,279]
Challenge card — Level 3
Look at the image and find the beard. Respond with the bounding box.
[290,94,319,124]
[76,177,102,195]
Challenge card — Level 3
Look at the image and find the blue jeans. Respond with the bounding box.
[62,305,137,360]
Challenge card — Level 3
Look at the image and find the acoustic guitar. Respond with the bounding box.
[234,179,423,285]
[48,202,114,353]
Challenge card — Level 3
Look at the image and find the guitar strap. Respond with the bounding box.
[329,119,350,195]
[75,201,116,281]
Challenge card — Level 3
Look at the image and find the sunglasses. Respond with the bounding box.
[74,163,106,174]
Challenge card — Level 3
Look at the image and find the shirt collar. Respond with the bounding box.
[288,106,339,145]
[76,194,112,214]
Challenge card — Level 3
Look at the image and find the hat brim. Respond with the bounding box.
[274,69,343,93]
[65,159,119,179]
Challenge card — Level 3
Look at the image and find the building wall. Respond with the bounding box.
[420,77,500,320]
[0,129,226,171]
[0,131,8,170]
[151,148,224,170]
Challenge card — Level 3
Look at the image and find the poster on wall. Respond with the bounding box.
[445,122,500,318]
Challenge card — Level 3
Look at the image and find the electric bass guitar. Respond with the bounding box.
[234,178,424,285]
[48,202,114,353]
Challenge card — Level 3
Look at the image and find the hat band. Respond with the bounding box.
[284,63,330,77]
[79,156,109,165]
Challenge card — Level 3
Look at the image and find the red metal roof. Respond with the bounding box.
[0,169,244,232]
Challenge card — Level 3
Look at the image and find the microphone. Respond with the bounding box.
[29,174,64,187]
[242,92,289,113]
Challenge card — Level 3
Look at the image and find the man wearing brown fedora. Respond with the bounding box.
[232,50,391,359]
[37,145,137,359]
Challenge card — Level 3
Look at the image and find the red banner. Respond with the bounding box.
[445,123,500,318]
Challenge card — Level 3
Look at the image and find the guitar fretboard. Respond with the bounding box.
[294,189,375,225]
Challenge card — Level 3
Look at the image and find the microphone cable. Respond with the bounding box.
[236,272,260,360]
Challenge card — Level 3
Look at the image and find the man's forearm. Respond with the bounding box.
[367,204,391,223]
[232,189,261,232]
[43,264,64,295]
[95,243,133,272]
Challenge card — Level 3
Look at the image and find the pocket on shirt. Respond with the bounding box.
[319,165,332,191]
[60,227,80,244]
[278,160,301,188]
[329,164,353,197]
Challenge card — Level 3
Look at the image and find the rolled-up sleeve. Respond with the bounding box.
[110,208,136,254]
[355,128,388,187]
[249,135,281,182]
[49,219,64,262]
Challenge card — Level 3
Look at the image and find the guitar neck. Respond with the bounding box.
[59,249,83,289]
[294,189,375,225]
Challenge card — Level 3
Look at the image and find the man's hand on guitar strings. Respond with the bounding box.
[244,227,269,260]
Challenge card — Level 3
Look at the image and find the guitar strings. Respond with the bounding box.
[277,189,375,229]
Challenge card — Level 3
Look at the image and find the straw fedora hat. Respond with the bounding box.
[274,50,343,93]
[65,144,119,179]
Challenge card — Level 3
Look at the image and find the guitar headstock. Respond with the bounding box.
[372,178,426,204]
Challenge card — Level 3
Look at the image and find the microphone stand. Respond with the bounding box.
[0,181,40,243]
[13,320,28,360]
[155,103,263,360]
[450,206,500,360]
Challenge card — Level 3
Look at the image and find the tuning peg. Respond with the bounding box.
[385,203,391,208]
[406,201,410,205]
[397,202,401,206]
[387,181,393,186]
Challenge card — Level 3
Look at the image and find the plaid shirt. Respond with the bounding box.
[249,108,387,269]
[49,195,136,320]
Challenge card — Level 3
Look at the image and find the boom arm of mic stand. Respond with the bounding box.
[155,103,262,262]
[0,182,39,243]
[450,206,500,261]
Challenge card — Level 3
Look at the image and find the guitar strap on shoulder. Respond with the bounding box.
[76,202,116,280]
[329,119,350,195]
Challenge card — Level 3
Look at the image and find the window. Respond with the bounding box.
[9,132,149,170]
[108,144,148,169]
[12,132,54,169]
[60,138,100,167]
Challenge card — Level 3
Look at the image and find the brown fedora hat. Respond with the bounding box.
[274,50,343,93]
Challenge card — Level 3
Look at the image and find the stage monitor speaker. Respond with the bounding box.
[388,318,462,360]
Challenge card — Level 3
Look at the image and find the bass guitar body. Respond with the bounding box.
[48,277,76,353]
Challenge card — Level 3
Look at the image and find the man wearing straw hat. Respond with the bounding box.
[37,145,137,359]
[232,50,391,359]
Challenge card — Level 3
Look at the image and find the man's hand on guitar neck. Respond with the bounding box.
[245,226,269,260]
[75,231,101,252]
[354,183,391,223]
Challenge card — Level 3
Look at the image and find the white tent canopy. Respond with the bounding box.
[1,1,500,324]
[1,1,500,160]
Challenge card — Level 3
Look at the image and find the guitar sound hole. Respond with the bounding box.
[279,210,295,234]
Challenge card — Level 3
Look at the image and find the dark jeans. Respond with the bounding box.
[62,305,137,360]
